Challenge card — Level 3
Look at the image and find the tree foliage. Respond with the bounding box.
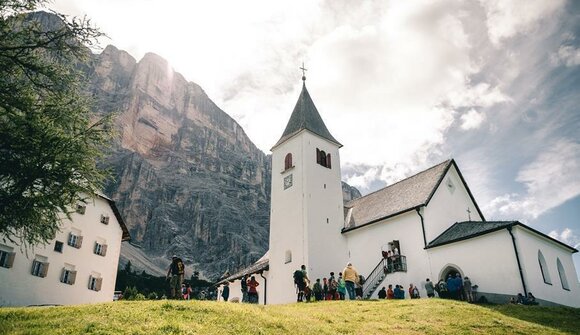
[0,0,110,246]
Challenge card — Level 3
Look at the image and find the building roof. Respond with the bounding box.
[216,257,269,285]
[96,193,131,241]
[343,159,485,233]
[272,83,341,149]
[426,221,578,253]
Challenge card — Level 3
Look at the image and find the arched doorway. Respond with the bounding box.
[439,264,463,282]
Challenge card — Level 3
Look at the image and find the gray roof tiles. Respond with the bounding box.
[343,160,452,232]
[426,221,516,248]
[272,83,341,149]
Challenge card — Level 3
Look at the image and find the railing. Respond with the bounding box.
[362,255,407,299]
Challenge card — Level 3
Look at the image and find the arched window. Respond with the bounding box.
[557,258,570,290]
[538,250,551,284]
[284,153,293,170]
[315,148,331,168]
[285,250,292,264]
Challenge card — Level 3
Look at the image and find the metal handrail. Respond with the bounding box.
[362,258,387,298]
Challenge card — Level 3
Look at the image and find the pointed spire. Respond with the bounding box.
[272,78,342,149]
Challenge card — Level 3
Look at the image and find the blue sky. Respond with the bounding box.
[50,0,580,277]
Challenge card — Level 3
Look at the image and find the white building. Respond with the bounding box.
[217,78,580,308]
[0,194,130,306]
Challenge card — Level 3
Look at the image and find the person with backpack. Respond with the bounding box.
[438,279,448,299]
[293,265,309,302]
[355,275,365,299]
[166,255,185,299]
[328,272,338,300]
[337,272,346,300]
[342,263,359,300]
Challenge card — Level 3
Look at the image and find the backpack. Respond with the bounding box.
[293,270,304,285]
[329,278,338,290]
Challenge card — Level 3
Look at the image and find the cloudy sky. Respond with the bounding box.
[48,0,580,276]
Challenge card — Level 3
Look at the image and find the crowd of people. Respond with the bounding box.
[292,262,479,303]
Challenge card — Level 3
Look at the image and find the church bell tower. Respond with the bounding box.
[267,70,348,304]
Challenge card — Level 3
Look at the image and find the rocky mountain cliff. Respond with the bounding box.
[26,11,362,281]
[88,46,271,279]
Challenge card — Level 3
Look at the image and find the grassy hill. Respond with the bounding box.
[0,299,578,335]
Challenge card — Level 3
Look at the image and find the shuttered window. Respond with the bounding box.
[0,250,15,268]
[88,276,103,291]
[31,260,49,278]
[60,268,77,285]
[94,242,108,257]
[68,233,83,249]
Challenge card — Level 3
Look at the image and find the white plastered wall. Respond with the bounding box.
[423,164,483,243]
[427,229,523,299]
[0,196,123,306]
[513,226,580,307]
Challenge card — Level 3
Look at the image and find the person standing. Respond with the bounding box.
[328,272,338,300]
[313,279,323,301]
[322,277,329,300]
[463,276,473,303]
[166,255,185,299]
[425,278,435,298]
[293,265,308,302]
[337,273,346,300]
[342,263,359,300]
[247,276,259,304]
[241,275,248,303]
[222,282,230,302]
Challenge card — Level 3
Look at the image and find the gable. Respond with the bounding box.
[342,160,451,232]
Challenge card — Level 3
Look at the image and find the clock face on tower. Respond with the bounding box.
[284,174,293,190]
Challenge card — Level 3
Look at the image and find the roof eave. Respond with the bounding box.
[341,205,423,234]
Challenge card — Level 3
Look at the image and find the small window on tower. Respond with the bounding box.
[285,250,292,264]
[316,148,331,169]
[284,153,293,171]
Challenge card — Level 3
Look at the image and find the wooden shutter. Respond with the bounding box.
[316,148,321,164]
[76,236,83,249]
[68,232,73,246]
[69,270,77,285]
[96,277,103,291]
[6,252,15,268]
[40,262,49,278]
[326,154,331,169]
[101,244,108,257]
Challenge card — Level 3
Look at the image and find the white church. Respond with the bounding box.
[217,78,580,308]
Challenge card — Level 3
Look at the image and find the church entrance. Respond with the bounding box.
[439,264,463,281]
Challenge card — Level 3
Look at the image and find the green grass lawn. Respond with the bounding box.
[0,299,578,335]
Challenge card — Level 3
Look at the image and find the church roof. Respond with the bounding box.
[272,83,341,149]
[215,257,269,285]
[343,159,485,233]
[426,221,578,252]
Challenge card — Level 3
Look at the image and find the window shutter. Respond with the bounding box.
[31,260,39,275]
[101,244,108,257]
[316,148,321,164]
[76,236,83,249]
[326,154,331,169]
[6,252,15,268]
[96,277,103,291]
[94,242,99,254]
[40,262,49,278]
[60,268,66,282]
[68,232,73,246]
[69,270,77,285]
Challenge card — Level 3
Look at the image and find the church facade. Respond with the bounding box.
[218,80,580,308]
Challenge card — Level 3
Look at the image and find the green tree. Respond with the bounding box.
[0,1,111,246]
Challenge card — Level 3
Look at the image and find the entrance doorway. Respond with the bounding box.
[439,264,463,281]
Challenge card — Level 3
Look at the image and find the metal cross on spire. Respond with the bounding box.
[467,207,472,221]
[300,62,307,82]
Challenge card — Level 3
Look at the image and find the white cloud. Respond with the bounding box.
[486,139,580,219]
[551,45,580,67]
[447,83,510,109]
[460,109,486,130]
[479,0,565,46]
[549,228,580,249]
